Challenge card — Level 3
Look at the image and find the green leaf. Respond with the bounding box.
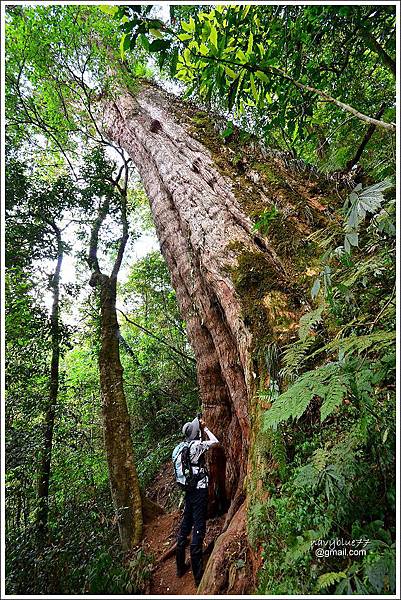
[119,34,130,60]
[138,34,150,51]
[99,6,118,17]
[199,43,209,56]
[209,26,218,49]
[249,73,258,102]
[221,121,234,139]
[316,571,346,591]
[255,70,269,83]
[344,231,359,254]
[148,39,171,53]
[247,32,254,55]
[236,48,247,63]
[181,17,195,33]
[149,28,163,39]
[298,306,324,340]
[311,278,321,299]
[225,65,238,80]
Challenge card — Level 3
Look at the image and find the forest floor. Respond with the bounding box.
[143,462,225,595]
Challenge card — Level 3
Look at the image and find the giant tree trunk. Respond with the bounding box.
[102,81,331,592]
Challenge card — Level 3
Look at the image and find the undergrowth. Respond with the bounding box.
[253,179,396,595]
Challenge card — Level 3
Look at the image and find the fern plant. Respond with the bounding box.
[256,172,395,596]
[298,306,324,340]
[264,362,349,430]
[316,571,346,592]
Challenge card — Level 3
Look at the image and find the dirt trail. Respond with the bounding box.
[143,464,225,595]
[143,511,196,595]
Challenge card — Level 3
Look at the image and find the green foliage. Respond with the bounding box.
[86,547,153,594]
[298,306,324,341]
[5,149,197,594]
[342,178,393,253]
[119,251,198,485]
[252,205,279,236]
[265,177,395,436]
[316,571,346,591]
[5,5,396,597]
[116,4,395,176]
[256,168,395,594]
[264,362,349,429]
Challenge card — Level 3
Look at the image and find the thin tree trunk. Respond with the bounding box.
[36,224,63,544]
[88,160,143,550]
[97,273,143,549]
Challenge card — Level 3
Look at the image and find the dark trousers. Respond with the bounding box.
[176,487,208,586]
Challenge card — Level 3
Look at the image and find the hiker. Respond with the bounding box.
[173,415,219,587]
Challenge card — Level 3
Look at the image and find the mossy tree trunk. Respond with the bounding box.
[102,81,330,592]
[95,272,143,549]
[88,161,143,550]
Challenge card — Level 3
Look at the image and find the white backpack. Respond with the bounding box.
[172,441,203,490]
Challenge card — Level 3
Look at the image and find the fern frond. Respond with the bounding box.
[337,254,379,288]
[298,306,324,341]
[320,376,349,422]
[309,330,395,361]
[293,463,317,488]
[271,431,287,479]
[280,336,316,379]
[316,571,346,591]
[264,362,343,430]
[264,363,350,429]
[312,448,329,472]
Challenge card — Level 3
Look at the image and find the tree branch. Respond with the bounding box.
[177,39,396,132]
[87,195,110,275]
[111,158,130,279]
[344,103,387,172]
[117,309,196,364]
[358,25,396,76]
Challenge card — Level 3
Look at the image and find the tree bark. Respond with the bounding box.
[87,161,143,551]
[36,224,63,544]
[95,272,143,549]
[101,81,330,591]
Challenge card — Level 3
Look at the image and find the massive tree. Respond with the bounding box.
[5,5,396,594]
[100,80,332,591]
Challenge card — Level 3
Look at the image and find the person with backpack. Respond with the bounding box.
[172,415,219,587]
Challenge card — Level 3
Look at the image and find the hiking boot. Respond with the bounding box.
[176,541,188,578]
[190,543,204,587]
[177,561,191,578]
